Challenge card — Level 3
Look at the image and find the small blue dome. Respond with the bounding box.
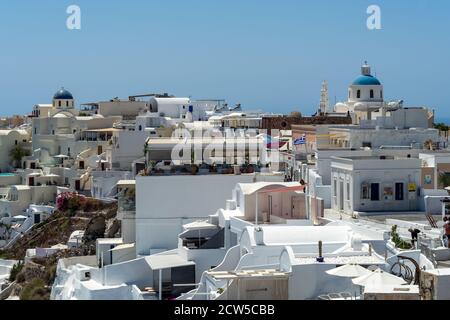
[352,75,381,86]
[53,88,74,100]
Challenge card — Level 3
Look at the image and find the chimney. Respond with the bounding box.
[254,227,264,245]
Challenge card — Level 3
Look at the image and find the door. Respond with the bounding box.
[30,162,36,169]
[339,181,344,211]
[98,146,103,155]
[268,195,273,220]
[241,279,288,300]
[292,196,306,219]
[371,183,380,201]
[29,177,35,186]
[75,180,81,191]
[79,161,85,170]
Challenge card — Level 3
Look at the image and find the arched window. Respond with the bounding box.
[66,101,69,107]
[348,90,351,99]
[139,125,142,131]
[357,90,361,99]
[380,90,383,99]
[58,101,61,107]
[370,90,374,99]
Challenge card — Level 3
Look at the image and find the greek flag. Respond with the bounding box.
[294,135,306,146]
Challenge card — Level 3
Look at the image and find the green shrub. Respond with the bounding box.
[44,264,57,285]
[20,278,50,300]
[9,261,24,282]
[67,196,81,213]
[83,198,101,212]
[391,225,413,250]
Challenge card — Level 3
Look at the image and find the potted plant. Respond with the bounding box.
[391,225,413,250]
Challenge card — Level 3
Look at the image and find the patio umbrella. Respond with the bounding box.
[352,268,407,288]
[326,264,372,278]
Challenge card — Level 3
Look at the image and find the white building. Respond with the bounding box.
[183,224,388,300]
[330,156,421,215]
[134,173,284,256]
[0,129,31,172]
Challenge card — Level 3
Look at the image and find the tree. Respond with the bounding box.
[434,123,449,132]
[434,123,450,139]
[439,173,450,189]
[290,111,302,118]
[9,145,30,168]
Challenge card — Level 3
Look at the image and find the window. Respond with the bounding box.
[370,183,380,201]
[34,128,37,134]
[58,101,61,107]
[349,90,351,99]
[138,125,142,131]
[361,183,369,199]
[66,101,69,107]
[357,90,361,99]
[346,182,350,201]
[395,183,404,201]
[370,90,374,99]
[383,185,393,201]
[15,140,18,145]
[381,90,383,99]
[333,179,337,197]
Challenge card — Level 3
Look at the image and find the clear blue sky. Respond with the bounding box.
[0,0,449,121]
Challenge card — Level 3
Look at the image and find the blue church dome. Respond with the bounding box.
[352,75,381,86]
[53,88,74,100]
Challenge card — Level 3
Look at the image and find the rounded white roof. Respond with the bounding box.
[237,182,301,195]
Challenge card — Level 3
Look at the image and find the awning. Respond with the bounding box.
[84,128,121,133]
[183,220,217,231]
[13,215,28,220]
[145,253,195,271]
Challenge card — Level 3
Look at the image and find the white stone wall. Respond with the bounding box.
[331,158,421,213]
[135,174,282,256]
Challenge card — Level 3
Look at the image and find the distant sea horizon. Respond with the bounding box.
[435,116,450,125]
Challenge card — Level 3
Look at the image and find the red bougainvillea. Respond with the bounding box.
[56,192,86,212]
